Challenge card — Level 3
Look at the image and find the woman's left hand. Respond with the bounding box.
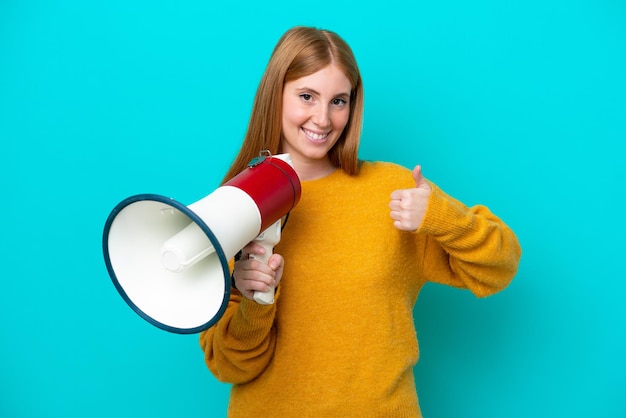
[389,165,432,232]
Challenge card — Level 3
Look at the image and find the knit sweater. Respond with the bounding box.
[199,161,521,417]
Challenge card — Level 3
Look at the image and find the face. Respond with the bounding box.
[280,64,352,176]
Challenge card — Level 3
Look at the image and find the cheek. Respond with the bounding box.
[332,110,350,131]
[283,106,308,128]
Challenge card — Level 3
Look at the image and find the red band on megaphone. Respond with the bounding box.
[225,157,301,231]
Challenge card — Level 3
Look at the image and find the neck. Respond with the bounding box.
[292,158,337,181]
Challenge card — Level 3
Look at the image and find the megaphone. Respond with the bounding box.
[102,152,301,334]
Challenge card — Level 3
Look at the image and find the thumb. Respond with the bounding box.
[269,254,285,285]
[269,254,284,271]
[412,165,429,189]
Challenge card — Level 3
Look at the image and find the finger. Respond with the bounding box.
[412,165,430,189]
[389,200,402,211]
[235,269,276,295]
[268,253,283,271]
[394,221,414,232]
[390,189,407,201]
[268,254,285,286]
[240,241,267,259]
[238,259,274,278]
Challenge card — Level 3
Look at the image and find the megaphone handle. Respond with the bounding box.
[251,219,282,305]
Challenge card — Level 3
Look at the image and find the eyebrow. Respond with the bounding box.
[295,87,351,99]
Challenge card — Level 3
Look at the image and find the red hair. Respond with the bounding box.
[222,26,363,183]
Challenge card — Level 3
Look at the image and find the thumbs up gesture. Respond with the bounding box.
[389,165,432,232]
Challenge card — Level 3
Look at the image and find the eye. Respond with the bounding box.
[332,98,347,107]
[300,93,313,102]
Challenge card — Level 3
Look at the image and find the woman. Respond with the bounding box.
[200,26,521,417]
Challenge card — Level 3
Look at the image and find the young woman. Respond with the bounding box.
[200,26,521,417]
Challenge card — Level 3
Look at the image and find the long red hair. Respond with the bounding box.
[222,26,364,183]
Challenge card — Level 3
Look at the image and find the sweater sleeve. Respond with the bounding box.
[199,288,279,384]
[418,183,522,297]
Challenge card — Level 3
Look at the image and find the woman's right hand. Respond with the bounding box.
[232,241,285,301]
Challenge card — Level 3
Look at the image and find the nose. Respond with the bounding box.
[312,104,331,128]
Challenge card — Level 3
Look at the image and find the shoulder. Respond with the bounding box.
[357,160,414,186]
[359,160,410,175]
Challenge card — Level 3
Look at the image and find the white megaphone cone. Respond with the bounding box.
[102,152,301,334]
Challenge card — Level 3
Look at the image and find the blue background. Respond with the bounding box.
[1,1,624,417]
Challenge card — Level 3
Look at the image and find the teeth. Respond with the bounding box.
[304,128,328,141]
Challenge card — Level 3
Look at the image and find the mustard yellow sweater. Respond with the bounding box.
[200,161,521,417]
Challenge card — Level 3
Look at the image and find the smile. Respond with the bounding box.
[302,128,329,141]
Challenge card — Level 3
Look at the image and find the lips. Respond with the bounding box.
[302,128,329,142]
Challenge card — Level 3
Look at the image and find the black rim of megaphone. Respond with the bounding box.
[102,193,231,334]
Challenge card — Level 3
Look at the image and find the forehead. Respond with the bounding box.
[286,64,352,95]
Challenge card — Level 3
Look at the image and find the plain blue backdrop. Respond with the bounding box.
[1,1,624,417]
